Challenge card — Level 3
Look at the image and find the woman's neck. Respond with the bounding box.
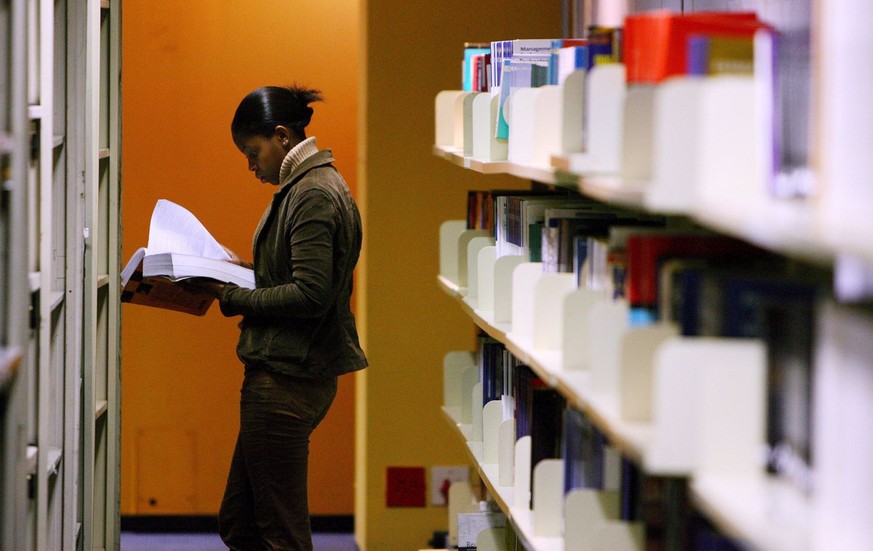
[279,136,318,183]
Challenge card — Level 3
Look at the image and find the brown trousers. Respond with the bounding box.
[219,368,338,551]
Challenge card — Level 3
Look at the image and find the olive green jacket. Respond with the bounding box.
[219,149,368,378]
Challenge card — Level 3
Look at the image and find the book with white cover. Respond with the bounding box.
[120,199,254,315]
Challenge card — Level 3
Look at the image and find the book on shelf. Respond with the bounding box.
[563,407,607,493]
[624,233,769,322]
[528,386,565,509]
[622,11,769,83]
[120,199,255,316]
[548,38,587,85]
[492,38,553,139]
[670,265,823,493]
[687,34,756,76]
[542,210,664,275]
[579,224,672,299]
[463,42,490,92]
[497,194,603,258]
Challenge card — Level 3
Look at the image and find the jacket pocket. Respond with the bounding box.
[263,322,312,364]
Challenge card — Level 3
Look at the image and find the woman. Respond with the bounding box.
[215,85,367,551]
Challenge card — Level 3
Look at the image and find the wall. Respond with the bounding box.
[356,1,562,549]
[120,0,359,516]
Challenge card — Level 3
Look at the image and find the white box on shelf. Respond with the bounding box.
[477,245,498,313]
[444,351,476,413]
[472,93,508,161]
[532,459,564,537]
[587,299,633,395]
[507,85,564,169]
[817,0,873,263]
[813,300,873,550]
[439,220,467,285]
[532,273,576,351]
[493,256,527,324]
[510,263,545,339]
[458,230,492,288]
[461,367,478,425]
[435,90,467,148]
[483,401,503,465]
[467,236,496,303]
[620,84,656,182]
[564,489,645,551]
[560,70,586,154]
[464,92,486,157]
[645,337,767,476]
[498,419,515,487]
[646,77,705,213]
[561,289,610,372]
[695,76,767,215]
[564,64,626,175]
[619,324,679,421]
[514,436,532,510]
[471,381,484,442]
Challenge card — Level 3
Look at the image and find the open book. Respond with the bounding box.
[120,199,255,316]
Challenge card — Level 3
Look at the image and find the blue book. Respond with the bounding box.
[463,44,490,91]
[562,408,605,494]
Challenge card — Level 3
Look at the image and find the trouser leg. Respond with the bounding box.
[220,369,338,551]
[219,435,262,550]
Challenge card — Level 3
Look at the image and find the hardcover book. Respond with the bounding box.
[622,11,768,83]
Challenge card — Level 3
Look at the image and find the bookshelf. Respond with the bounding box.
[0,0,122,549]
[432,2,873,550]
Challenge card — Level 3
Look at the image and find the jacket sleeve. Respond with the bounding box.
[218,188,336,319]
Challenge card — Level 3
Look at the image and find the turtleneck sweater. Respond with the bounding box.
[279,136,318,184]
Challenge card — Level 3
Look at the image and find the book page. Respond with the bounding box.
[146,199,231,261]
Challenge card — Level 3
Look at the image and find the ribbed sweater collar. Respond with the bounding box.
[279,136,318,184]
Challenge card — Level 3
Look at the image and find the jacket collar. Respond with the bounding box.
[277,149,336,192]
[252,149,336,255]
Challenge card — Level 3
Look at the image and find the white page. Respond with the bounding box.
[146,199,231,260]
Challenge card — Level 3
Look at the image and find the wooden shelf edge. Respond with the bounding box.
[691,474,812,551]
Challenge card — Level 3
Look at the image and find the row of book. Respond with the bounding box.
[462,29,621,94]
[465,187,824,495]
[473,336,744,550]
[461,12,771,92]
[457,9,807,201]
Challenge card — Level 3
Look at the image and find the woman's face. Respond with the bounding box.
[235,130,288,185]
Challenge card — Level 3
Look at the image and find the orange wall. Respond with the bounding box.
[120,0,359,515]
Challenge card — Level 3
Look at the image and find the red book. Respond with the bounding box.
[626,234,765,308]
[623,11,770,83]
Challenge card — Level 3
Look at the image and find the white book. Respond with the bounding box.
[120,200,254,316]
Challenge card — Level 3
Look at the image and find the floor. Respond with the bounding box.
[120,532,358,551]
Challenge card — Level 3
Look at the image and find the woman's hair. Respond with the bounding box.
[231,84,324,141]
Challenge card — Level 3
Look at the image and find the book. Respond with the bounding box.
[695,269,822,493]
[687,34,756,76]
[120,199,255,316]
[562,407,606,493]
[622,11,768,83]
[463,43,490,92]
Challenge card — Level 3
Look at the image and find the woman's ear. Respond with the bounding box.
[275,125,292,149]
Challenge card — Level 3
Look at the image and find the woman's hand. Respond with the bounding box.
[222,244,254,270]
